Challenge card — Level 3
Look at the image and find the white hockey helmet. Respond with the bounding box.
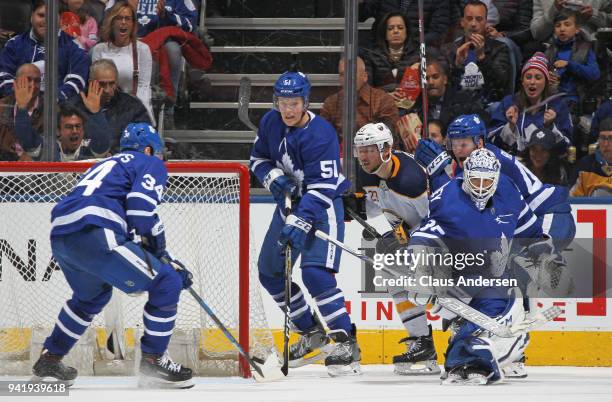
[462,148,501,211]
[353,122,394,163]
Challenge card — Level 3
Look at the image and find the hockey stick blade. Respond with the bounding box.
[345,208,382,239]
[186,287,282,382]
[238,77,259,132]
[509,306,562,336]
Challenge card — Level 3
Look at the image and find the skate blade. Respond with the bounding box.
[137,375,194,389]
[502,364,528,379]
[30,375,75,387]
[252,351,284,383]
[394,360,441,375]
[326,361,362,377]
[289,344,335,368]
[441,375,488,386]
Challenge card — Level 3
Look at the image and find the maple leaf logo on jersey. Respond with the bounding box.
[277,152,304,195]
[490,233,510,277]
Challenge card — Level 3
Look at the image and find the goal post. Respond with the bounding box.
[0,161,272,378]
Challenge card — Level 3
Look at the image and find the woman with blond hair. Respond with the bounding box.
[91,0,153,120]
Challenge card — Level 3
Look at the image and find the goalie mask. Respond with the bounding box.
[462,148,501,211]
[354,122,394,174]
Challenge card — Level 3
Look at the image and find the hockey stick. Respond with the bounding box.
[238,77,259,132]
[314,230,561,337]
[186,287,282,382]
[417,0,429,139]
[522,92,568,114]
[345,207,382,239]
[281,193,293,376]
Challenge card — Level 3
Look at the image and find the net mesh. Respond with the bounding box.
[0,165,273,376]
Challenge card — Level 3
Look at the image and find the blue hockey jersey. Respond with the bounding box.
[135,0,198,36]
[431,142,571,217]
[250,110,350,223]
[412,174,543,276]
[0,30,89,101]
[51,151,167,237]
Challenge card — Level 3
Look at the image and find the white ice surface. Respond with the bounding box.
[3,365,612,402]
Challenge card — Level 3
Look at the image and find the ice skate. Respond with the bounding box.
[325,326,361,377]
[502,355,528,378]
[31,350,77,386]
[289,315,332,368]
[393,326,440,375]
[441,364,498,386]
[138,352,194,389]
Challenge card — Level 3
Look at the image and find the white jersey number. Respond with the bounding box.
[77,160,118,196]
[320,160,339,179]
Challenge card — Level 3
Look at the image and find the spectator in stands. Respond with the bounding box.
[320,57,400,148]
[545,9,600,106]
[484,0,534,50]
[590,98,612,139]
[0,64,42,161]
[92,1,154,120]
[359,0,451,46]
[488,52,573,154]
[84,0,108,27]
[571,117,612,196]
[531,0,612,42]
[105,0,198,127]
[428,119,446,145]
[55,106,110,160]
[0,0,89,102]
[521,126,570,185]
[0,1,32,50]
[360,12,418,98]
[441,0,512,105]
[66,59,152,153]
[60,0,99,51]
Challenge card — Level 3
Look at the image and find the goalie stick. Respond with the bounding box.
[238,77,259,132]
[314,230,561,338]
[281,193,293,376]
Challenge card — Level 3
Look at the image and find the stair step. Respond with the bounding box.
[206,74,338,86]
[163,130,255,143]
[190,102,323,109]
[206,17,373,30]
[210,45,343,53]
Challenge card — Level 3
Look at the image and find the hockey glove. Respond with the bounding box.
[160,252,193,290]
[263,168,298,207]
[341,192,367,221]
[415,139,451,176]
[142,219,167,257]
[278,214,312,253]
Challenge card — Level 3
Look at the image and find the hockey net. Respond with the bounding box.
[0,161,274,377]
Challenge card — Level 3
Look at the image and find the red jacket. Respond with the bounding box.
[142,26,213,100]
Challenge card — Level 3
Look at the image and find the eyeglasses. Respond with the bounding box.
[114,16,132,23]
[599,136,612,143]
[97,81,116,89]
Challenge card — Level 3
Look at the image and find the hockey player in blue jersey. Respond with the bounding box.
[249,71,360,376]
[401,148,551,385]
[415,114,575,377]
[346,122,438,375]
[31,123,194,389]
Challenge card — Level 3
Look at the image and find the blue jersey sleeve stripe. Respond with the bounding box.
[518,204,529,219]
[528,186,555,213]
[307,189,333,206]
[126,210,156,217]
[514,214,537,235]
[51,206,127,233]
[127,192,158,206]
[411,231,440,240]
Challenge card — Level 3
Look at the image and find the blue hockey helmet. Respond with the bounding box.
[120,123,164,156]
[446,114,487,147]
[273,71,311,110]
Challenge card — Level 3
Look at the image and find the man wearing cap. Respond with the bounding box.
[571,117,612,196]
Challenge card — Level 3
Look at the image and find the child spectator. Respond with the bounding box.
[545,9,600,106]
[61,0,99,51]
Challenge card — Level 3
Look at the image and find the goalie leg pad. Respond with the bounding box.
[304,267,352,334]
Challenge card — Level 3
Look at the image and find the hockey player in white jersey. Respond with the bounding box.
[250,71,360,376]
[31,123,194,388]
[346,122,438,375]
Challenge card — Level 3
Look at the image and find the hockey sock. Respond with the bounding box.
[304,267,352,334]
[391,291,429,337]
[259,273,315,331]
[43,299,98,356]
[140,302,177,355]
